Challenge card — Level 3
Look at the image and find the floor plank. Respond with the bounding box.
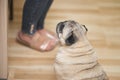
[8,0,120,80]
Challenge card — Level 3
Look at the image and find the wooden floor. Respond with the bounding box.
[8,0,120,80]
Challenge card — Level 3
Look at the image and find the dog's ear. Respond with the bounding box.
[56,22,66,45]
[56,22,65,37]
[82,25,88,32]
[81,25,88,34]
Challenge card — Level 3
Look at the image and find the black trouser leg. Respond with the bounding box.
[37,0,53,30]
[21,0,53,35]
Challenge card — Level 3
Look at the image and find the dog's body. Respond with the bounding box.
[55,20,108,80]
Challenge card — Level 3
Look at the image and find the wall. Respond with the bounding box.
[0,0,8,79]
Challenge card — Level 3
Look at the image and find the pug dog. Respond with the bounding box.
[54,20,109,80]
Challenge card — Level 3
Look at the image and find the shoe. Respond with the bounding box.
[16,31,58,51]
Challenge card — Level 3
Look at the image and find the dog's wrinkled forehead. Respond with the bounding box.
[56,20,87,35]
[57,21,75,33]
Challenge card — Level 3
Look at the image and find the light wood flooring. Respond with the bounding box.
[8,0,120,80]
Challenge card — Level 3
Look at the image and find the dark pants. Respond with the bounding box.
[21,0,53,35]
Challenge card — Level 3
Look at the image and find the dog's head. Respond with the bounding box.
[56,20,88,46]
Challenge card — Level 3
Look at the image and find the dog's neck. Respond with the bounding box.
[72,41,89,47]
[65,36,91,48]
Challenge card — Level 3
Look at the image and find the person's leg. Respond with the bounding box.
[37,0,53,30]
[17,0,57,51]
[21,0,51,35]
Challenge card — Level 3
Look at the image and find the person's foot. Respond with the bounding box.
[16,30,58,51]
[37,29,58,49]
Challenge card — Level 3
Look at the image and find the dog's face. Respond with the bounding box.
[56,20,88,46]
